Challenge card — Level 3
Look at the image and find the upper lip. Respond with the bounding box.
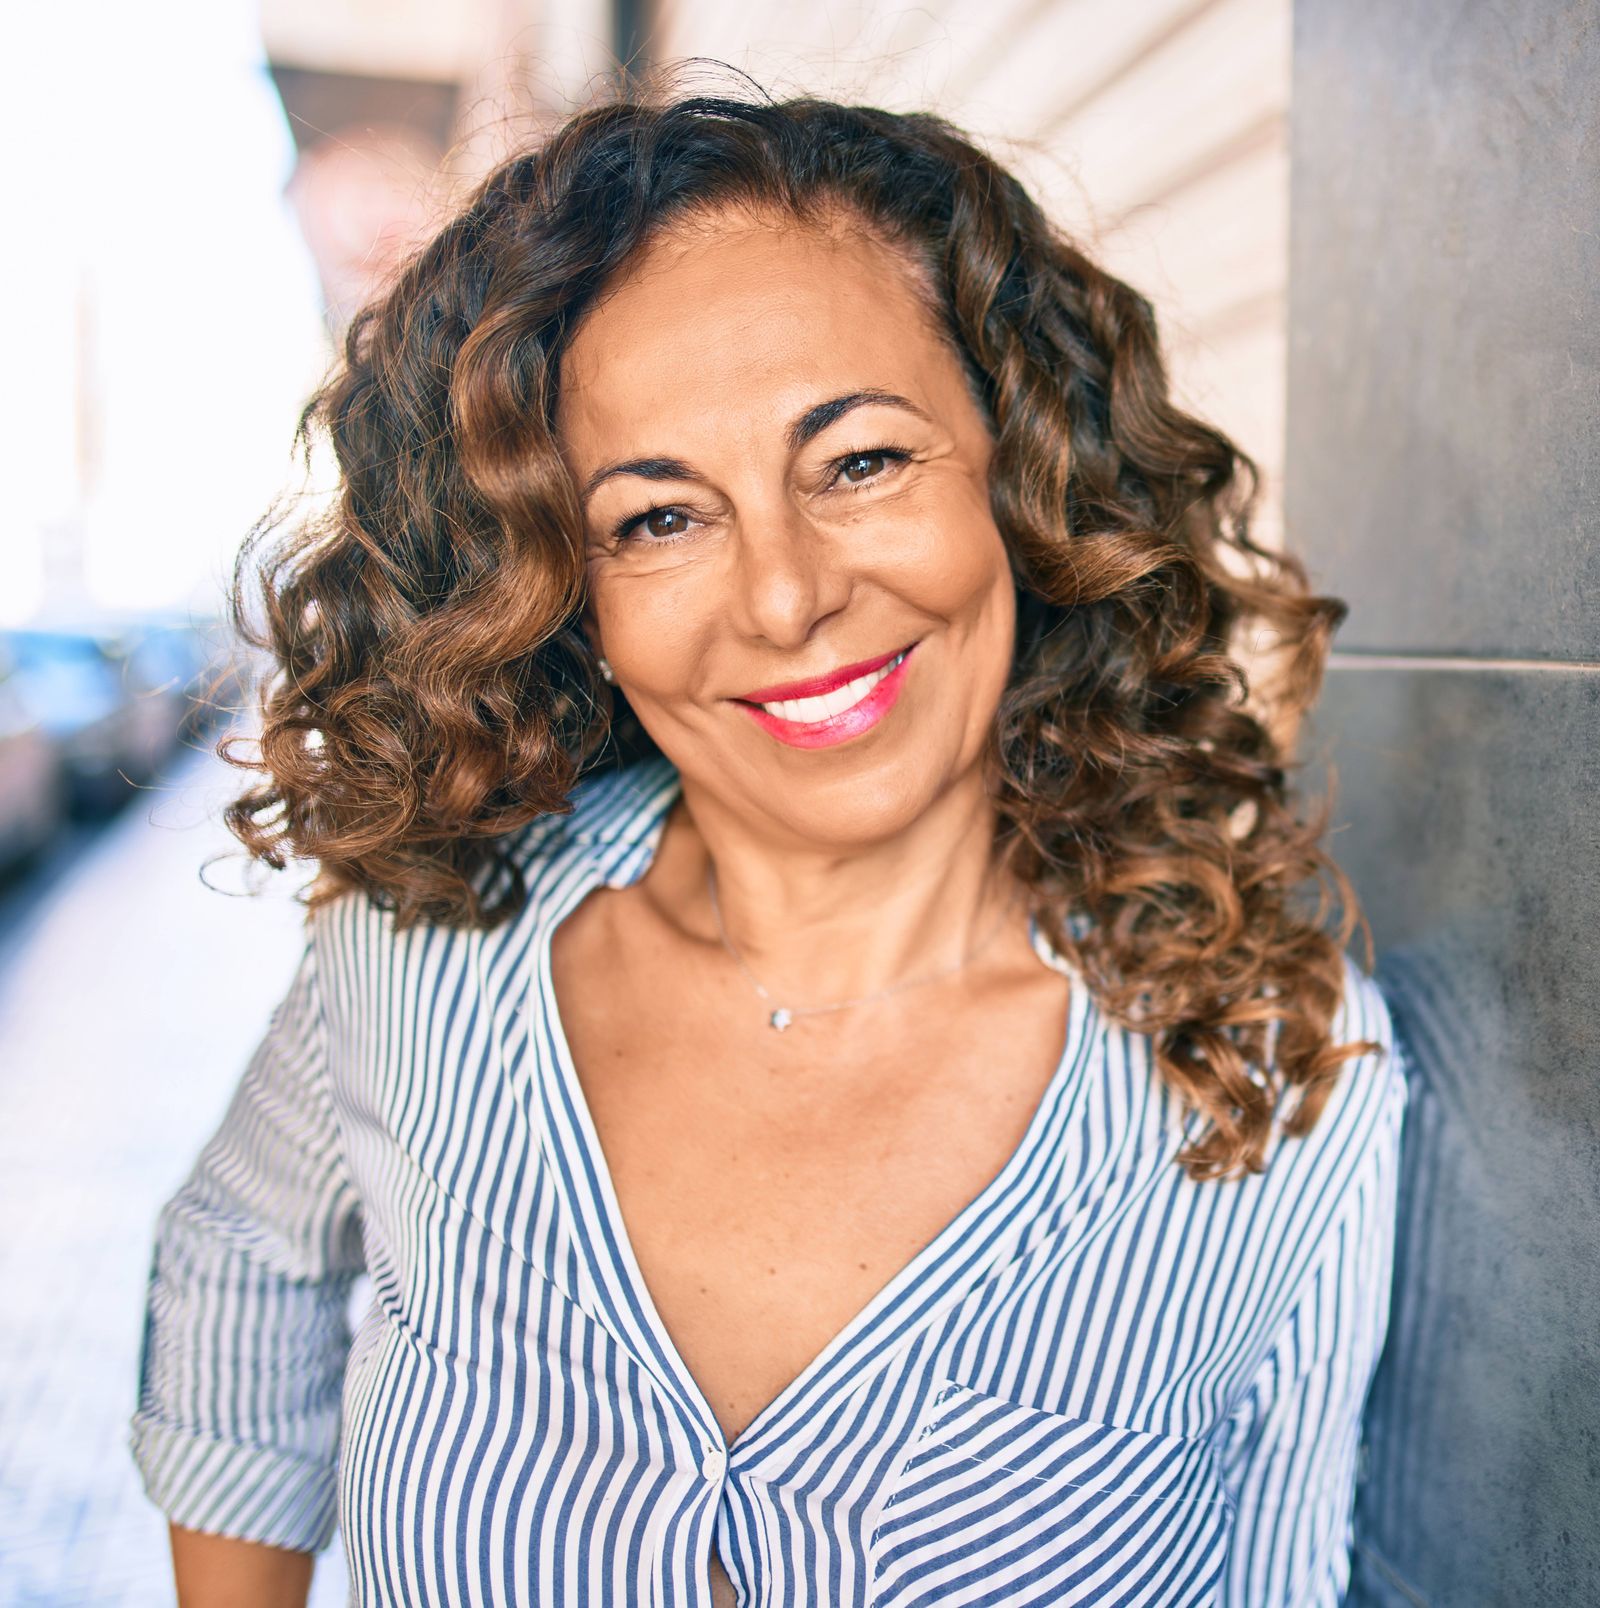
[735,642,914,703]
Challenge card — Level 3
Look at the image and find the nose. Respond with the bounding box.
[727,497,853,648]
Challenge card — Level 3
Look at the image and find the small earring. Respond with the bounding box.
[597,656,615,684]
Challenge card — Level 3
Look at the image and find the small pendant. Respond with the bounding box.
[769,1007,793,1032]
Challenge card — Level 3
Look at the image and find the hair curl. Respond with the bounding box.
[226,76,1379,1182]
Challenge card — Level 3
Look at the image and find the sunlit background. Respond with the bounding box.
[0,0,1290,1600]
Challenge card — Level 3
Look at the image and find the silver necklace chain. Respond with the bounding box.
[705,862,1021,1031]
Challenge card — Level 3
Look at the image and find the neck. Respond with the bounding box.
[648,766,1021,1007]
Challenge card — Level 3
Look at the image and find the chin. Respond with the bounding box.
[751,747,953,846]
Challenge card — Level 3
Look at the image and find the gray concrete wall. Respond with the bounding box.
[1286,4,1599,1604]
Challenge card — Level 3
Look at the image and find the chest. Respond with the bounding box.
[549,897,1074,1445]
[331,892,1272,1608]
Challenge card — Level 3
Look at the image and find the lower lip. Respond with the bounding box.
[735,644,917,750]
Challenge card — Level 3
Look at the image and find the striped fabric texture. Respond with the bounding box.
[130,753,1407,1606]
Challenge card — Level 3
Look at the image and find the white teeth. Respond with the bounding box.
[759,651,906,723]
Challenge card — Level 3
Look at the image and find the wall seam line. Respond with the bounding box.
[1326,652,1600,673]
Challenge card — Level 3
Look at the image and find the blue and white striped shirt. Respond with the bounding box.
[131,753,1407,1606]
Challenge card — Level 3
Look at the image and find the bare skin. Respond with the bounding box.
[168,1524,313,1606]
[553,209,1075,1606]
[553,798,1074,1446]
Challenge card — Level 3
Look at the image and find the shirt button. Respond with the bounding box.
[700,1446,726,1482]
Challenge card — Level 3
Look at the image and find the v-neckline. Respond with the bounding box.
[522,762,1096,1467]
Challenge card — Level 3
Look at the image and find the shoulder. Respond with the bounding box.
[1232,954,1409,1266]
[1124,954,1407,1185]
[1177,958,1412,1381]
[497,751,682,878]
[1131,958,1410,1276]
[300,755,679,1038]
[1299,954,1410,1182]
[304,753,681,961]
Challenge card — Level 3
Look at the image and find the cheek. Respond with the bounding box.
[585,566,716,695]
[882,480,1012,619]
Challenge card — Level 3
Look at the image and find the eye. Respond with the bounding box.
[839,450,893,485]
[823,447,913,488]
[641,508,692,539]
[617,506,695,542]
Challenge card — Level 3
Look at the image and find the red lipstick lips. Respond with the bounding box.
[735,643,914,705]
[733,641,918,750]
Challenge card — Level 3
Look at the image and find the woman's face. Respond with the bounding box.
[556,207,1017,848]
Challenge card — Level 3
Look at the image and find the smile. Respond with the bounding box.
[734,644,916,750]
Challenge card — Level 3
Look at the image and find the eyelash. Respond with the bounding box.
[611,444,915,545]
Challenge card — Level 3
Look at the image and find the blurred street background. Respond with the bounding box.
[2,0,1594,1604]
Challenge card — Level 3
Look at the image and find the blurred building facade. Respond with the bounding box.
[262,0,618,326]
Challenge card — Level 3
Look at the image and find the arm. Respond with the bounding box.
[1215,1038,1409,1606]
[169,1525,314,1608]
[130,931,365,1602]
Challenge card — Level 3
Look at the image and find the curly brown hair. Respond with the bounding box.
[226,78,1378,1182]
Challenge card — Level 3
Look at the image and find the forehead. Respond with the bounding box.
[555,209,960,454]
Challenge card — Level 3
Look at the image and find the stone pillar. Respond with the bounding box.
[1286,4,1600,1603]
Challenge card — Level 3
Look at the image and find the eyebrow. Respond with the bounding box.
[786,389,930,452]
[579,456,693,503]
[578,389,930,504]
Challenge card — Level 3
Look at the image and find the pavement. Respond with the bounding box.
[0,743,354,1606]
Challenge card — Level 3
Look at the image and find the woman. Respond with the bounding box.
[131,86,1406,1607]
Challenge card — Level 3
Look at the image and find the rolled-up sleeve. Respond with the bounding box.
[129,928,365,1554]
[1216,1036,1409,1606]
